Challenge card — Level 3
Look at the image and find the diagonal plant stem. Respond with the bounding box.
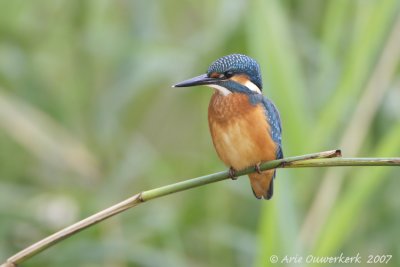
[2,149,400,267]
[0,149,338,267]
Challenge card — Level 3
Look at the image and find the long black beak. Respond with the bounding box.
[172,74,218,87]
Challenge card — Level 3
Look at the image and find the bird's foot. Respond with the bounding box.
[228,167,238,180]
[254,163,262,174]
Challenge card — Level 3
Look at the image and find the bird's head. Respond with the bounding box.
[173,54,263,96]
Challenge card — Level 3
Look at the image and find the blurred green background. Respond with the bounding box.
[1,0,400,266]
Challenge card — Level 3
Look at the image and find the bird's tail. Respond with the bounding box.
[248,170,275,200]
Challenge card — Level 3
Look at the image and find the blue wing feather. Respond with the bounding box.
[249,94,283,159]
[262,97,283,159]
[248,94,283,197]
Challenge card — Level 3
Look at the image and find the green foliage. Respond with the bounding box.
[0,1,399,267]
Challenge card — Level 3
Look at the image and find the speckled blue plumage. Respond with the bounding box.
[249,94,283,160]
[263,97,283,160]
[207,54,263,90]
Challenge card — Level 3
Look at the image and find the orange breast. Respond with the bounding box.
[208,92,277,170]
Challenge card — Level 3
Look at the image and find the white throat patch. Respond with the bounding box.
[207,84,232,96]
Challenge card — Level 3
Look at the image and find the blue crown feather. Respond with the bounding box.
[207,54,263,90]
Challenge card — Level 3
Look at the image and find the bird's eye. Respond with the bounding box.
[224,71,234,78]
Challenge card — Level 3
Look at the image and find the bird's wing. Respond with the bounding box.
[249,94,283,199]
[262,96,283,159]
[249,94,283,159]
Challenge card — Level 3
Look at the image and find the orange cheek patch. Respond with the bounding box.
[230,74,250,86]
[210,72,221,78]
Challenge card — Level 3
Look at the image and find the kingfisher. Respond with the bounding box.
[173,54,283,200]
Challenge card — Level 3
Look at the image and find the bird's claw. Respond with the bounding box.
[254,163,262,174]
[228,167,238,180]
